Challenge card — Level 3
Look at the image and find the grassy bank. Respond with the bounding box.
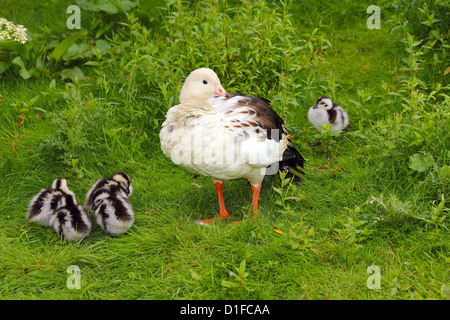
[0,0,448,300]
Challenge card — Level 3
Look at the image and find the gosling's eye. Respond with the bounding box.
[203,80,208,85]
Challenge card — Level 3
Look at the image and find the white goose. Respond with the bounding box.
[160,68,304,223]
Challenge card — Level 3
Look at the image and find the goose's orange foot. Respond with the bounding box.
[196,210,230,224]
[197,181,232,224]
[196,218,241,225]
[196,215,227,224]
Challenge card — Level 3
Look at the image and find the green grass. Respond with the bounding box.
[0,0,448,300]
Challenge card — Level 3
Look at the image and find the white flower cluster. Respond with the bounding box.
[0,17,27,44]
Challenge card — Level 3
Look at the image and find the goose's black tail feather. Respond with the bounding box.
[279,142,305,182]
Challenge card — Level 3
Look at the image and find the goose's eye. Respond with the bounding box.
[203,80,208,85]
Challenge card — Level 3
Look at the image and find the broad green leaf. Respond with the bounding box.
[94,39,111,55]
[11,56,26,69]
[84,61,99,66]
[76,0,120,13]
[93,0,119,14]
[330,129,342,137]
[19,69,32,80]
[272,187,282,195]
[0,40,29,59]
[111,0,139,12]
[60,66,85,82]
[63,43,91,61]
[52,32,83,62]
[409,153,434,172]
[12,56,33,79]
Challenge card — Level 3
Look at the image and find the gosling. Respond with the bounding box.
[308,96,349,132]
[85,172,135,235]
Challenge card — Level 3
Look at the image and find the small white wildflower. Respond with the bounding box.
[0,17,27,44]
[191,182,202,189]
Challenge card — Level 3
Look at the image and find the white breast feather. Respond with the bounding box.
[308,107,329,131]
[160,95,286,183]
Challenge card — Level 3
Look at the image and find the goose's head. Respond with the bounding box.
[179,68,227,104]
[312,96,334,110]
[112,172,132,195]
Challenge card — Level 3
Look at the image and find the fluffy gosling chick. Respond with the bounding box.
[27,179,76,227]
[85,172,135,235]
[308,96,349,132]
[28,179,91,241]
[49,190,91,242]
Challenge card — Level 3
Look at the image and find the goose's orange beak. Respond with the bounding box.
[214,84,226,97]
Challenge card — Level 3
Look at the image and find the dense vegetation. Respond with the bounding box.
[0,0,448,300]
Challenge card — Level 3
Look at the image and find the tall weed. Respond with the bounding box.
[97,0,326,130]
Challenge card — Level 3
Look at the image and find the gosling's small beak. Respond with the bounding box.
[214,84,227,97]
[312,105,318,109]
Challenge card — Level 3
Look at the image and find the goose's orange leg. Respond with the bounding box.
[251,184,261,219]
[197,181,230,224]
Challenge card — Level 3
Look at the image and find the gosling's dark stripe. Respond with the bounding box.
[28,189,53,219]
[91,185,121,207]
[87,178,117,209]
[92,178,111,192]
[64,193,75,207]
[86,172,133,234]
[68,205,90,234]
[55,210,65,236]
[50,193,64,211]
[316,96,327,104]
[327,108,337,124]
[110,193,133,221]
[97,203,109,233]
